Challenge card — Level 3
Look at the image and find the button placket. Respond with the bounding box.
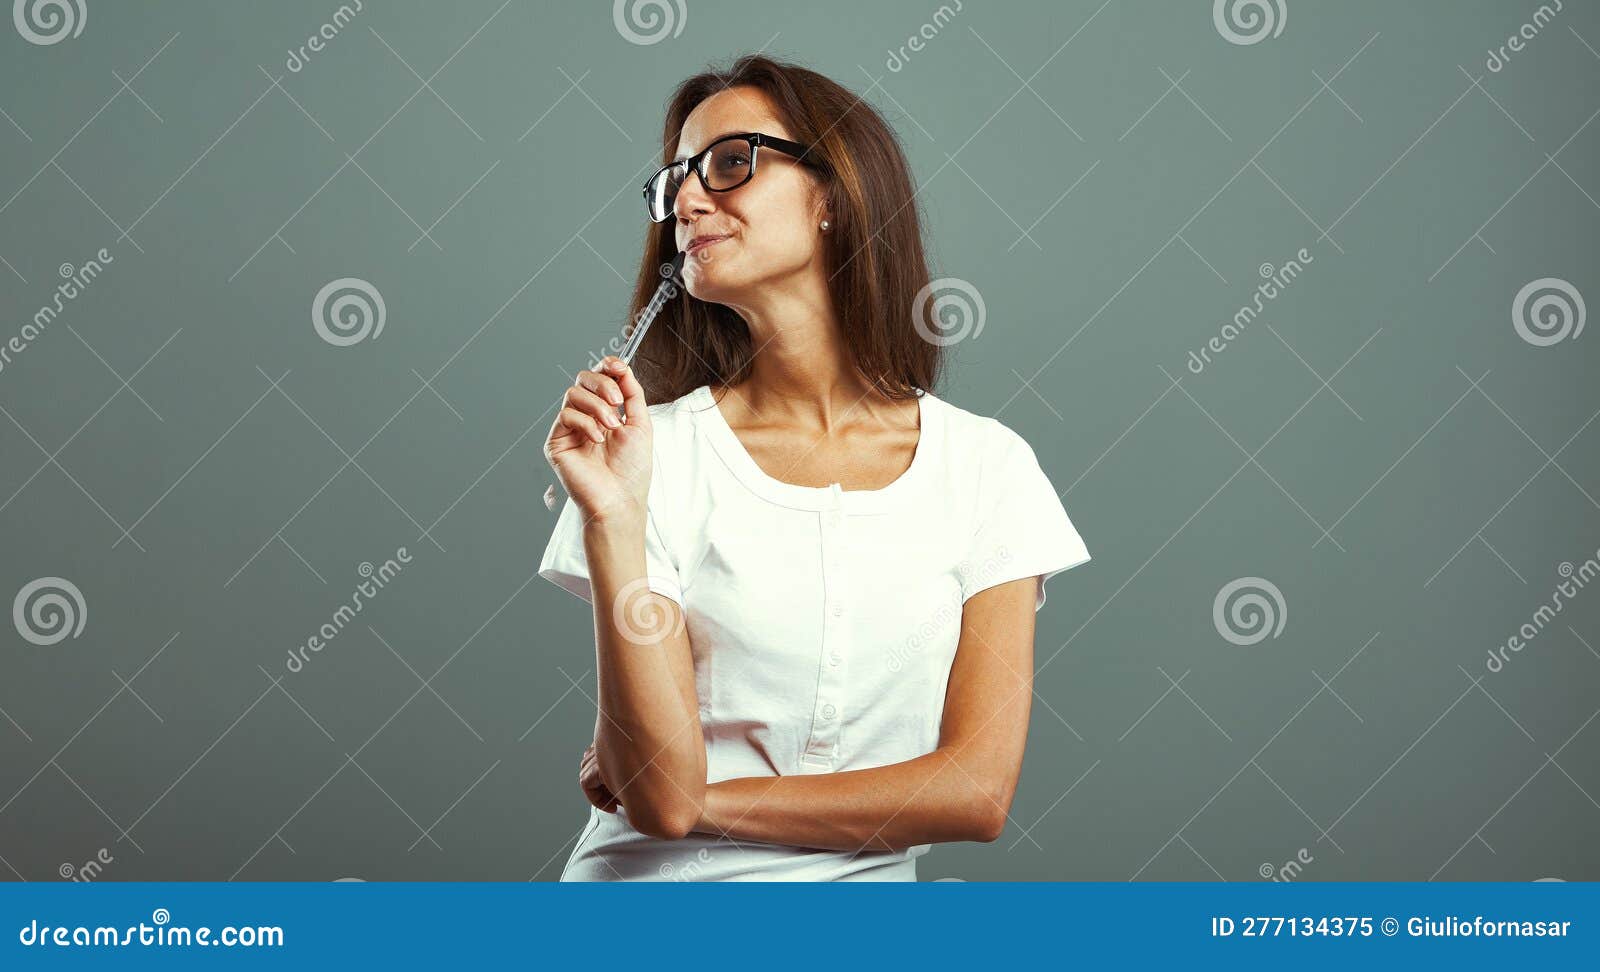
[803,486,850,769]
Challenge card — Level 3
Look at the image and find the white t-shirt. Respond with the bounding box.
[537,383,1090,881]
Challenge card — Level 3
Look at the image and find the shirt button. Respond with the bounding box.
[828,651,842,667]
[831,604,844,618]
[821,703,837,719]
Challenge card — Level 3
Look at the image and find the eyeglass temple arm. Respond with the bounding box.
[751,133,819,166]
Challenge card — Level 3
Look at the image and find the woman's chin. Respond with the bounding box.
[684,261,737,296]
[685,246,730,275]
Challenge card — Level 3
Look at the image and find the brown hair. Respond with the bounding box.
[628,53,943,405]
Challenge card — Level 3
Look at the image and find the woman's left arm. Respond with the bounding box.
[691,575,1039,852]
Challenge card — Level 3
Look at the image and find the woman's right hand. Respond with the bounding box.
[579,743,620,814]
[543,357,653,525]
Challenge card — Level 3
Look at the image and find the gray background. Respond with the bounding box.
[1,0,1596,882]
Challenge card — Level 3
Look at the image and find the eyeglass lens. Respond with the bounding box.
[647,138,754,221]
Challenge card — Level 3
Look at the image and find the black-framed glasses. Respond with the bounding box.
[643,132,819,223]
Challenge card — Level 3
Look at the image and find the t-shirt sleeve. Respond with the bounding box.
[958,424,1091,611]
[537,478,684,608]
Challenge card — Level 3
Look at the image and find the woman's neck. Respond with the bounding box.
[713,270,898,432]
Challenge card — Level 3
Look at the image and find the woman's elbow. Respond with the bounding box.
[959,783,1013,843]
[626,791,702,841]
[967,801,1009,843]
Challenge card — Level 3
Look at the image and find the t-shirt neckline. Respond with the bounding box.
[686,383,938,513]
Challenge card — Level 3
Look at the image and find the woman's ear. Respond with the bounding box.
[815,195,833,232]
[810,185,833,232]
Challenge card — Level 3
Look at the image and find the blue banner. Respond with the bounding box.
[1,882,1592,968]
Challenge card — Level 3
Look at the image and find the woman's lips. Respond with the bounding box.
[687,235,728,254]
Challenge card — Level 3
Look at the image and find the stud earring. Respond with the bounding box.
[820,219,830,231]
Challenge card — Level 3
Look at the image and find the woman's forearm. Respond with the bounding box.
[695,746,1008,852]
[584,512,705,838]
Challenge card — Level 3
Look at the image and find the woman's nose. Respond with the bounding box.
[673,168,716,220]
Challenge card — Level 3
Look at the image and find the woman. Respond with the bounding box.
[537,54,1090,881]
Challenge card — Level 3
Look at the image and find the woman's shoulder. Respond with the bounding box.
[643,383,707,445]
[922,388,1032,464]
[639,383,720,490]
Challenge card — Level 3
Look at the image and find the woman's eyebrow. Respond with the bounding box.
[672,130,745,162]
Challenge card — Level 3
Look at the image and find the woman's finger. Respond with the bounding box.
[576,369,625,409]
[565,383,622,431]
[556,405,606,445]
[578,747,619,812]
[599,357,648,427]
[582,782,612,812]
[590,779,619,812]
